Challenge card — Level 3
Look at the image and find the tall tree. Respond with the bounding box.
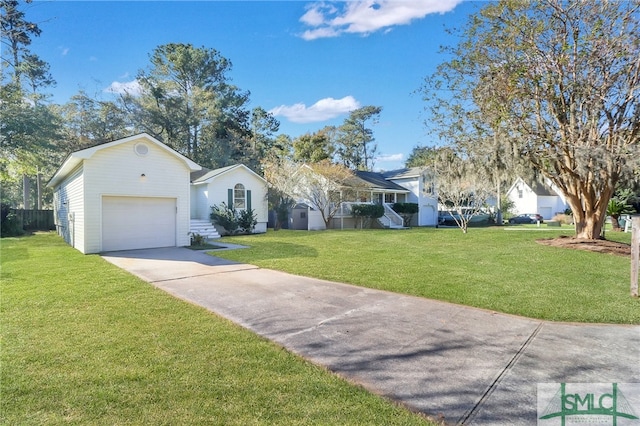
[405,146,440,168]
[1,0,41,87]
[1,0,59,208]
[242,106,280,170]
[422,0,640,239]
[58,91,129,151]
[292,129,335,163]
[121,43,251,167]
[335,106,382,171]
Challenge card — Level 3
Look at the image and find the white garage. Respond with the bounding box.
[102,196,176,252]
[48,134,201,254]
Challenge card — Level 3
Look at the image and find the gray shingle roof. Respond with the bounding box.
[349,170,409,192]
[190,164,239,183]
[381,167,423,180]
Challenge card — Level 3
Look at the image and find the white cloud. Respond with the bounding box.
[376,153,404,162]
[269,96,360,123]
[300,3,335,26]
[59,46,70,56]
[104,80,142,96]
[300,0,464,40]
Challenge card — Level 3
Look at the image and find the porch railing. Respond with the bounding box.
[382,203,404,228]
[333,202,404,228]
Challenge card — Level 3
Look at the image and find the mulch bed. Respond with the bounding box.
[537,235,632,257]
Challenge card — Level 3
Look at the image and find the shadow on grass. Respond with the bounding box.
[214,242,319,262]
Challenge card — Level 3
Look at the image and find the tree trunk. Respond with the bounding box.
[570,196,608,240]
[37,172,42,210]
[561,181,613,240]
[23,175,31,209]
[611,215,621,231]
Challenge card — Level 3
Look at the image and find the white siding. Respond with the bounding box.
[198,167,268,232]
[509,180,538,216]
[308,210,326,230]
[393,177,420,203]
[53,165,85,252]
[82,136,192,253]
[388,173,438,227]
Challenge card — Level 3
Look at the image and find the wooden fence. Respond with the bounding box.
[9,209,55,231]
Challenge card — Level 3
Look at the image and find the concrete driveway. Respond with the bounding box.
[102,247,640,425]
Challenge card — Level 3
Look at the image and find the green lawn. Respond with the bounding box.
[215,227,639,324]
[1,233,434,425]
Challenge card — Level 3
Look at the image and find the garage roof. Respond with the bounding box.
[47,133,201,188]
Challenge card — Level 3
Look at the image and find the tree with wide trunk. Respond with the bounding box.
[422,0,640,239]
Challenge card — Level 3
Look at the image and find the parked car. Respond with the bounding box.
[508,213,544,224]
[438,209,491,225]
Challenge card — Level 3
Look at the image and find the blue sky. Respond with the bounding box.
[27,0,479,170]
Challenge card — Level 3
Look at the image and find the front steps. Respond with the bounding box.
[189,219,220,240]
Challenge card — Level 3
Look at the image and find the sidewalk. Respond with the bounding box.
[102,247,640,425]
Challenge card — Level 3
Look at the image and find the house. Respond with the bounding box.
[48,133,266,254]
[190,164,268,235]
[382,167,438,227]
[506,177,569,220]
[291,166,439,230]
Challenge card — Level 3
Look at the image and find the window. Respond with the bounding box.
[518,189,523,199]
[234,184,246,209]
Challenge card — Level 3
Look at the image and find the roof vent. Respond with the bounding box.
[134,143,149,156]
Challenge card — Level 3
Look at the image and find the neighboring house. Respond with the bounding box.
[48,133,266,254]
[506,177,569,220]
[190,164,268,234]
[292,166,439,230]
[382,167,439,227]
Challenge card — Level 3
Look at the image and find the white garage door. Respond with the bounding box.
[102,196,176,252]
[539,206,553,220]
[420,204,436,226]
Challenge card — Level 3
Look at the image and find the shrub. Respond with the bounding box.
[1,204,23,237]
[552,214,574,225]
[351,204,385,229]
[190,233,206,246]
[210,202,257,235]
[392,203,419,227]
[237,209,257,234]
[211,203,239,235]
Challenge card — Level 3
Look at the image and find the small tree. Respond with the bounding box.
[237,208,257,234]
[300,161,359,228]
[351,204,384,229]
[267,188,294,231]
[263,158,360,229]
[432,149,493,234]
[607,190,636,231]
[263,158,298,231]
[392,203,419,227]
